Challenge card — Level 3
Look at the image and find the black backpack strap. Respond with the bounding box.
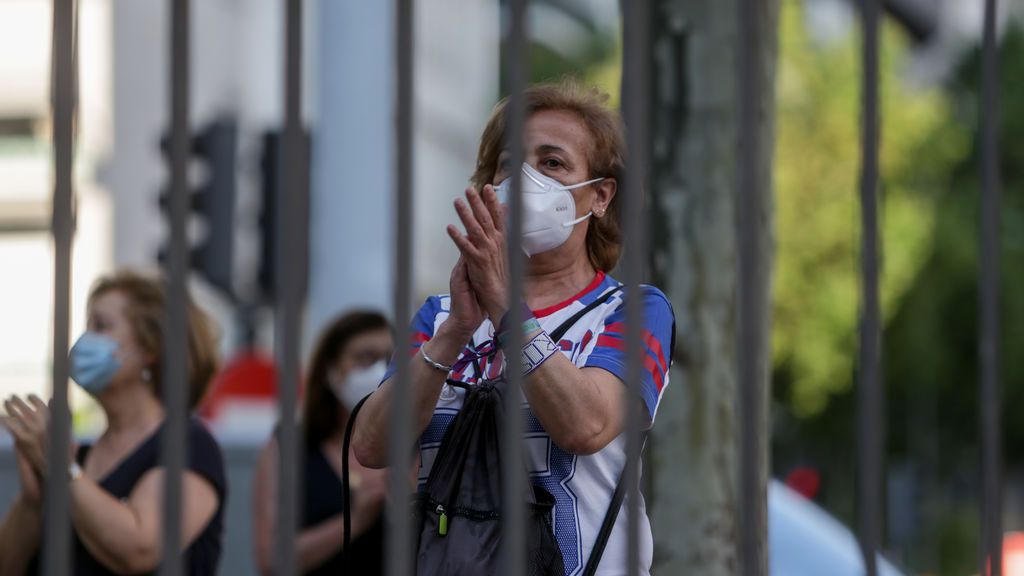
[548,285,623,342]
[342,392,373,565]
[582,432,648,576]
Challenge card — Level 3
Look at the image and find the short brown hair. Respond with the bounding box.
[302,311,390,446]
[470,78,626,272]
[88,270,219,409]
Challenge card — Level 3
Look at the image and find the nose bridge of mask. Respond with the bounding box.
[522,162,604,192]
[499,163,604,199]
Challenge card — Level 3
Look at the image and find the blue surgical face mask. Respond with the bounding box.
[69,332,122,395]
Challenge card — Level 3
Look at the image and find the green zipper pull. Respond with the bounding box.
[436,505,448,537]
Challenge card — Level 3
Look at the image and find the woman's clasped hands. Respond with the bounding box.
[1,394,75,507]
[446,185,511,328]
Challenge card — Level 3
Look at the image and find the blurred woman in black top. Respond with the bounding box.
[0,270,226,575]
[252,311,391,575]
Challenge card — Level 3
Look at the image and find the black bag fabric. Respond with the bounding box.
[413,378,564,576]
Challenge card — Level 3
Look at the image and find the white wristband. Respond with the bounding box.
[521,331,559,376]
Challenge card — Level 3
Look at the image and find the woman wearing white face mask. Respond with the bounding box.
[0,270,225,575]
[252,311,393,576]
[353,79,676,576]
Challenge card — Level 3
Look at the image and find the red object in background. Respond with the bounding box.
[199,350,282,421]
[1003,532,1024,576]
[784,466,821,500]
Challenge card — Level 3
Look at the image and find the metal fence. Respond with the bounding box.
[39,0,1003,575]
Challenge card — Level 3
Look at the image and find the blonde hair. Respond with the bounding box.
[470,78,626,272]
[88,270,219,409]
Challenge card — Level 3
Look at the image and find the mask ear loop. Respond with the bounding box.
[561,176,605,191]
[561,212,594,228]
[559,177,605,228]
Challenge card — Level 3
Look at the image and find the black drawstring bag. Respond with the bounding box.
[344,286,624,576]
[411,377,564,576]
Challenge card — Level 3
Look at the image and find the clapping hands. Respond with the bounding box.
[446,185,510,326]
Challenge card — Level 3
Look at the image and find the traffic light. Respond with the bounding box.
[258,131,280,302]
[258,129,309,303]
[159,117,238,299]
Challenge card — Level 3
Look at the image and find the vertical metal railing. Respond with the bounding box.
[157,0,190,573]
[857,0,882,574]
[387,0,415,574]
[274,0,306,574]
[979,0,1002,574]
[500,0,528,573]
[41,2,1020,575]
[43,0,76,574]
[621,1,650,575]
[737,0,767,572]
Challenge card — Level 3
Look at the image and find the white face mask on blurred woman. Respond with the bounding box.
[495,162,604,256]
[330,360,388,410]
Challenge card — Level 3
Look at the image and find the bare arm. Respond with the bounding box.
[293,474,385,575]
[0,411,45,574]
[0,495,41,575]
[254,438,388,575]
[522,354,639,455]
[353,254,481,470]
[352,320,472,469]
[70,468,219,574]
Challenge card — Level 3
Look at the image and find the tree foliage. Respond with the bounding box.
[771,1,966,418]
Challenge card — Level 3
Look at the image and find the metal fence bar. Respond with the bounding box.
[857,0,882,574]
[157,0,190,573]
[737,0,767,572]
[500,0,528,573]
[387,0,414,574]
[621,1,650,575]
[42,1,75,574]
[274,1,306,574]
[979,0,1003,573]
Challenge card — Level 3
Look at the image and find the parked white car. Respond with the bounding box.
[770,481,905,576]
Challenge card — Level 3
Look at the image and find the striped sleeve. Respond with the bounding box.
[583,285,675,422]
[383,296,444,381]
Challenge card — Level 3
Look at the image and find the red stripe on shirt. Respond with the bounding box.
[596,334,625,351]
[642,329,669,375]
[603,321,625,335]
[644,354,666,392]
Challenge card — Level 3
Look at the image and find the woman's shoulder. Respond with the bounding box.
[185,417,222,452]
[183,417,227,494]
[414,294,452,323]
[420,294,451,313]
[600,276,673,312]
[637,284,672,310]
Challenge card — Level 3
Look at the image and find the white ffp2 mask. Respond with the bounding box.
[494,163,604,256]
[330,360,388,410]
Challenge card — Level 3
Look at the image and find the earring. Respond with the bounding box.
[594,208,606,218]
[141,368,152,382]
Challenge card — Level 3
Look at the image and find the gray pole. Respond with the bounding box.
[274,1,307,574]
[387,0,414,575]
[622,1,651,575]
[857,0,882,574]
[500,1,527,575]
[43,0,75,574]
[979,0,1003,574]
[737,0,769,572]
[157,0,190,573]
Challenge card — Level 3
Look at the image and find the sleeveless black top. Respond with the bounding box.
[29,417,227,575]
[302,441,383,575]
